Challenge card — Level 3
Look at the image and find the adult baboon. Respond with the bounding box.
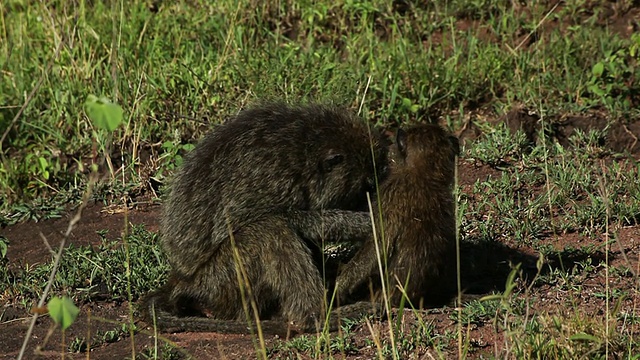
[142,102,388,334]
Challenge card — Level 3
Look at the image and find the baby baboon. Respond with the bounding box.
[142,102,388,334]
[335,124,459,308]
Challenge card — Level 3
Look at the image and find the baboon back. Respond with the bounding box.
[161,102,387,277]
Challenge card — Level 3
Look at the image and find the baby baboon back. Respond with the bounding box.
[143,102,388,333]
[335,124,459,308]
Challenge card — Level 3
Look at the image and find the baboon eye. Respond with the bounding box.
[322,153,344,172]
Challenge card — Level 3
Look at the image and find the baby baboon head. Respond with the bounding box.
[392,124,459,179]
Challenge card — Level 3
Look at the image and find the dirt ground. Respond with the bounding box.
[1,108,640,359]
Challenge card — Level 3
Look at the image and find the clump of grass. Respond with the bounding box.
[1,224,167,306]
[506,312,631,359]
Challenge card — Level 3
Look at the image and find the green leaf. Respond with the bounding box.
[47,296,80,330]
[37,157,49,179]
[536,252,544,272]
[570,332,600,343]
[503,263,521,298]
[83,95,123,132]
[161,141,174,149]
[591,62,604,77]
[37,156,48,169]
[0,236,8,258]
[479,294,504,302]
[174,154,184,167]
[588,84,605,96]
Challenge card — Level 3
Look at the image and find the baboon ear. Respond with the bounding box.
[449,135,460,156]
[396,128,407,158]
[322,153,345,172]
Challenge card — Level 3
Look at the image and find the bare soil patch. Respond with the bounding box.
[2,203,160,271]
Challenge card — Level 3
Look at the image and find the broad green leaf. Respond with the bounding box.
[84,95,123,132]
[37,157,49,179]
[588,84,605,96]
[591,62,604,77]
[47,296,80,330]
[0,236,7,258]
[37,156,48,170]
[182,144,195,152]
[161,141,174,149]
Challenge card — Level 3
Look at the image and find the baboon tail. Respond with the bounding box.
[140,294,383,336]
[147,314,295,336]
[140,290,297,336]
[327,301,386,329]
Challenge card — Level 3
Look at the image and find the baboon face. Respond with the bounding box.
[310,135,388,211]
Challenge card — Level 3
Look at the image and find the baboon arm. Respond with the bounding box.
[334,240,384,302]
[285,210,372,247]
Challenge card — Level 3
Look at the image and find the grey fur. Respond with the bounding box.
[141,102,388,333]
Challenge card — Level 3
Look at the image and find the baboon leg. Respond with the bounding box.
[142,213,382,335]
[256,217,386,333]
[248,218,327,331]
[142,287,301,336]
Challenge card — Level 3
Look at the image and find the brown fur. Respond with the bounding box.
[335,124,459,308]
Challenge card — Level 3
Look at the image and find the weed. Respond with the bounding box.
[3,0,640,214]
[0,236,7,258]
[69,322,138,354]
[139,344,184,360]
[454,298,502,326]
[2,224,166,306]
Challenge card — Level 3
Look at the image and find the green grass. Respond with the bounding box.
[2,0,640,210]
[0,224,167,305]
[2,0,640,359]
